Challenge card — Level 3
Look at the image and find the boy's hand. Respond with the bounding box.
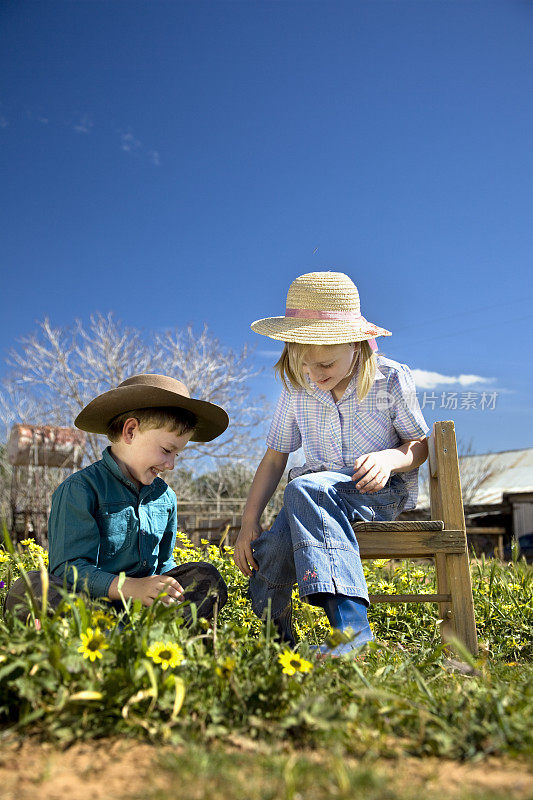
[352,451,396,493]
[110,574,184,606]
[234,519,261,577]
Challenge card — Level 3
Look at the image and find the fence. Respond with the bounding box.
[177,498,282,546]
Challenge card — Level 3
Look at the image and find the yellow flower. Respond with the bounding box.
[77,628,109,662]
[215,657,236,678]
[174,530,195,549]
[146,641,184,670]
[278,650,313,675]
[91,609,114,631]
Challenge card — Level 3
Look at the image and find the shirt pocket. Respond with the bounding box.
[97,506,136,559]
[149,504,173,530]
[350,413,395,458]
[144,505,173,552]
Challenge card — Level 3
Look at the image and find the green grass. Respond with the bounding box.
[142,745,529,800]
[0,530,531,761]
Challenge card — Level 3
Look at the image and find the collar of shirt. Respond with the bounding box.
[101,446,158,500]
[306,364,386,406]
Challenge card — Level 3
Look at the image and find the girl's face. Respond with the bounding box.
[301,343,358,392]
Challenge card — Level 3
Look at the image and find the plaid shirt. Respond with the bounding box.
[266,356,429,510]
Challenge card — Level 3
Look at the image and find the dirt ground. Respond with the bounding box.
[0,737,531,800]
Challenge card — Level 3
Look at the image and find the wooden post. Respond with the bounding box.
[429,429,454,644]
[431,422,478,655]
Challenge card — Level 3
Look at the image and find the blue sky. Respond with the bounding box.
[1,0,532,455]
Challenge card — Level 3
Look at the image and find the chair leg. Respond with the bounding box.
[446,553,478,656]
[435,553,454,646]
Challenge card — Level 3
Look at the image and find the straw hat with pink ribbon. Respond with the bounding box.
[251,271,391,350]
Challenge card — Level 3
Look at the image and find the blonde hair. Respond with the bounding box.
[274,340,378,401]
[106,406,197,442]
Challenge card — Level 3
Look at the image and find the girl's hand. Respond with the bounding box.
[234,519,262,577]
[352,450,397,493]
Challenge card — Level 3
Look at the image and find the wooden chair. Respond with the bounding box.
[353,420,478,655]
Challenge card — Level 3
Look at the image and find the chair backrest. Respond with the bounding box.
[428,421,466,532]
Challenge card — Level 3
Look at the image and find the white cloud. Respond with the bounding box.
[73,114,93,134]
[411,369,496,390]
[119,131,160,166]
[37,116,49,125]
[257,349,283,359]
[120,131,141,154]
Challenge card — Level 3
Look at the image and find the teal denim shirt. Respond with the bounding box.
[48,447,177,599]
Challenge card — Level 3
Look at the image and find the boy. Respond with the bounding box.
[4,373,229,621]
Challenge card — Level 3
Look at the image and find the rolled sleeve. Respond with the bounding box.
[388,364,429,441]
[48,480,116,599]
[266,388,302,453]
[157,489,178,574]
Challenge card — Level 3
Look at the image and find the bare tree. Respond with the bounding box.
[1,313,266,467]
[418,438,500,510]
[0,444,11,523]
[0,381,45,445]
[152,325,264,463]
[165,467,199,503]
[194,463,256,505]
[457,440,499,507]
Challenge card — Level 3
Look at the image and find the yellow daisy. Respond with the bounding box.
[91,609,115,631]
[77,628,109,662]
[278,650,313,675]
[215,657,236,678]
[146,641,184,670]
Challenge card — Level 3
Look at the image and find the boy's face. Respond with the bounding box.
[121,423,193,486]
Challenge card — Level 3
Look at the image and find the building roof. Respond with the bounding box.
[417,447,533,508]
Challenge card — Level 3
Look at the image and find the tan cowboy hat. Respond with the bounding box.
[251,271,391,346]
[74,374,229,442]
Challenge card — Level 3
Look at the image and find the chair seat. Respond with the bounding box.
[352,520,444,532]
[353,522,467,558]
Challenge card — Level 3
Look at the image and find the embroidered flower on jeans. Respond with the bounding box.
[303,569,318,581]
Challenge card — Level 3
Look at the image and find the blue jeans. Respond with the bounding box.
[249,471,408,630]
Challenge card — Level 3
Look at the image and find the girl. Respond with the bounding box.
[234,271,429,656]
